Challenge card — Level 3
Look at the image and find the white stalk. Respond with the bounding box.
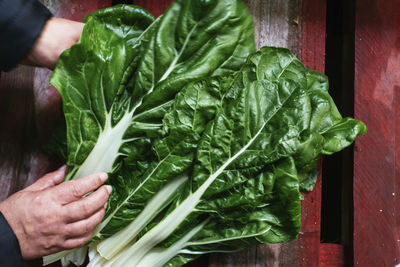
[109,120,268,266]
[69,17,162,181]
[136,220,207,267]
[88,243,107,267]
[43,250,74,266]
[72,109,134,179]
[60,246,87,267]
[97,174,188,259]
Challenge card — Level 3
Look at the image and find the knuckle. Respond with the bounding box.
[42,236,59,251]
[32,194,44,207]
[84,223,91,234]
[60,208,71,223]
[81,201,91,216]
[100,188,109,201]
[70,182,82,198]
[95,174,103,186]
[64,224,74,237]
[97,209,106,222]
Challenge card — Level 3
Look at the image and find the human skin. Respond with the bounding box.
[0,17,110,260]
[23,17,84,69]
[0,167,112,259]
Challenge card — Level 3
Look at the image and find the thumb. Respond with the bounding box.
[24,165,67,192]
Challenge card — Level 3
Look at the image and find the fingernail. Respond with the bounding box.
[58,165,67,173]
[99,173,108,182]
[104,202,107,209]
[105,185,112,194]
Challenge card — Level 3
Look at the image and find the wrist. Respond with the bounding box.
[24,17,84,69]
[0,195,29,258]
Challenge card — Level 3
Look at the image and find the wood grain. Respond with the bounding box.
[133,0,174,17]
[0,66,50,202]
[319,243,344,267]
[244,0,302,55]
[354,0,400,265]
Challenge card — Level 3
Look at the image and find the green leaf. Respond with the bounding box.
[44,2,366,266]
[99,47,364,266]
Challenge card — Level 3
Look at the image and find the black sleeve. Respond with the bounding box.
[0,0,52,71]
[0,212,24,267]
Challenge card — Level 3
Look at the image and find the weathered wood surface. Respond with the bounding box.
[319,244,344,267]
[354,0,400,266]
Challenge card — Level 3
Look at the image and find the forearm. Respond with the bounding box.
[0,0,52,71]
[24,17,84,70]
[0,0,84,71]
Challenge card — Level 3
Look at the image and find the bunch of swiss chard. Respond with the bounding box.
[43,1,366,267]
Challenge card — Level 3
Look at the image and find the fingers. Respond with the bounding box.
[63,231,93,250]
[62,206,106,250]
[56,172,108,204]
[65,206,106,239]
[24,165,66,192]
[63,185,111,222]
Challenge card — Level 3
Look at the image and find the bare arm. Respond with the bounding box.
[23,17,84,70]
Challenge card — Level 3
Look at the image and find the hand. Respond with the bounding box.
[0,166,112,259]
[23,17,84,69]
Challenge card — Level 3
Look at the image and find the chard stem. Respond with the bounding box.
[136,220,207,267]
[97,174,188,259]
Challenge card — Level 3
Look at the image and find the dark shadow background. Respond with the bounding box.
[322,0,355,265]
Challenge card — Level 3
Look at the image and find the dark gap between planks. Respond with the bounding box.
[322,0,355,265]
[112,0,134,5]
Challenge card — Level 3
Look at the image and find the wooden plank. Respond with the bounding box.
[0,66,40,201]
[354,0,400,266]
[133,0,174,17]
[319,243,344,267]
[244,0,302,54]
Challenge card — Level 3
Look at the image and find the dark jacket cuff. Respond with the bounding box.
[0,212,24,267]
[0,0,52,71]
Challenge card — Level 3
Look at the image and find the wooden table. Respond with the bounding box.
[0,0,398,266]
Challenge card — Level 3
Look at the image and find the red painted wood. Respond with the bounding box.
[301,0,326,73]
[354,0,400,266]
[290,0,327,265]
[319,244,344,267]
[133,0,174,17]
